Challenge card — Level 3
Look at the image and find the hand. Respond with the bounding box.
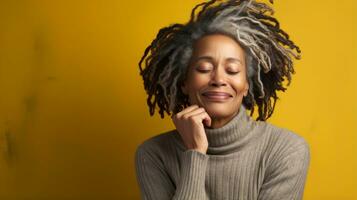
[171,105,212,154]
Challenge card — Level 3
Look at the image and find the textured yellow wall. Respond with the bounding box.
[0,0,356,199]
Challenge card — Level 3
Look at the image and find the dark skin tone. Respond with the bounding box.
[172,34,249,154]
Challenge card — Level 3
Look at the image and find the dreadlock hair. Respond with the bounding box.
[139,0,301,121]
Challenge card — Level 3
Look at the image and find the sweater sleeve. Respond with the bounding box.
[258,139,311,200]
[135,144,209,200]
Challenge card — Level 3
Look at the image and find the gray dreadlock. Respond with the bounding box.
[139,0,301,121]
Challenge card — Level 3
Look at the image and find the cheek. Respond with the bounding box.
[231,77,248,93]
[187,75,208,91]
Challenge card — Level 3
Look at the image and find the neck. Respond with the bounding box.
[204,105,255,155]
[173,104,257,155]
[207,110,239,129]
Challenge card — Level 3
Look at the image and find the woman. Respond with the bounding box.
[135,0,310,199]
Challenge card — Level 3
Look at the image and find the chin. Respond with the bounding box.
[204,106,237,119]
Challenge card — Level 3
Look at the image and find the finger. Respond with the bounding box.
[203,114,212,127]
[182,107,206,119]
[172,105,199,121]
[192,111,212,127]
[176,104,199,118]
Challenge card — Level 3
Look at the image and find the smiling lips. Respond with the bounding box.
[202,91,232,101]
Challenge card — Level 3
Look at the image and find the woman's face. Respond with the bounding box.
[181,34,249,126]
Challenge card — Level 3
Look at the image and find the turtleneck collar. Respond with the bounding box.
[172,105,256,155]
[204,105,255,155]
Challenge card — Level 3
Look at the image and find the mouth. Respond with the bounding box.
[201,91,233,101]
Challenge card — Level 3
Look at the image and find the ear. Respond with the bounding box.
[243,82,249,97]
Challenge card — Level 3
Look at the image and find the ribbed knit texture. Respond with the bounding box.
[135,105,310,200]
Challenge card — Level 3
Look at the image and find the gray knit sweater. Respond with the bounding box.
[135,106,310,200]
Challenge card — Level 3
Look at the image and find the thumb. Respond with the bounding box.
[203,114,212,127]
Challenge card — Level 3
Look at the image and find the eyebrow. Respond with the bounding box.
[192,56,243,65]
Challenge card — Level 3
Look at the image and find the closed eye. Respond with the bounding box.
[227,71,239,75]
[196,69,211,73]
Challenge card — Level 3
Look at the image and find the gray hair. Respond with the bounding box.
[139,0,301,121]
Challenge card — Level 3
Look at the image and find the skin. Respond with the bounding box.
[172,34,249,154]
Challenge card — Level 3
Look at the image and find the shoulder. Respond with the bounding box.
[256,121,310,167]
[258,121,310,150]
[135,129,177,160]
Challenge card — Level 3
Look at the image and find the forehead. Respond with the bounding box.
[191,34,245,58]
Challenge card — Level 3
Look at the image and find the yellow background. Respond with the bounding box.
[0,0,356,199]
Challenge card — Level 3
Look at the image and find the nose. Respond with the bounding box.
[208,67,227,87]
